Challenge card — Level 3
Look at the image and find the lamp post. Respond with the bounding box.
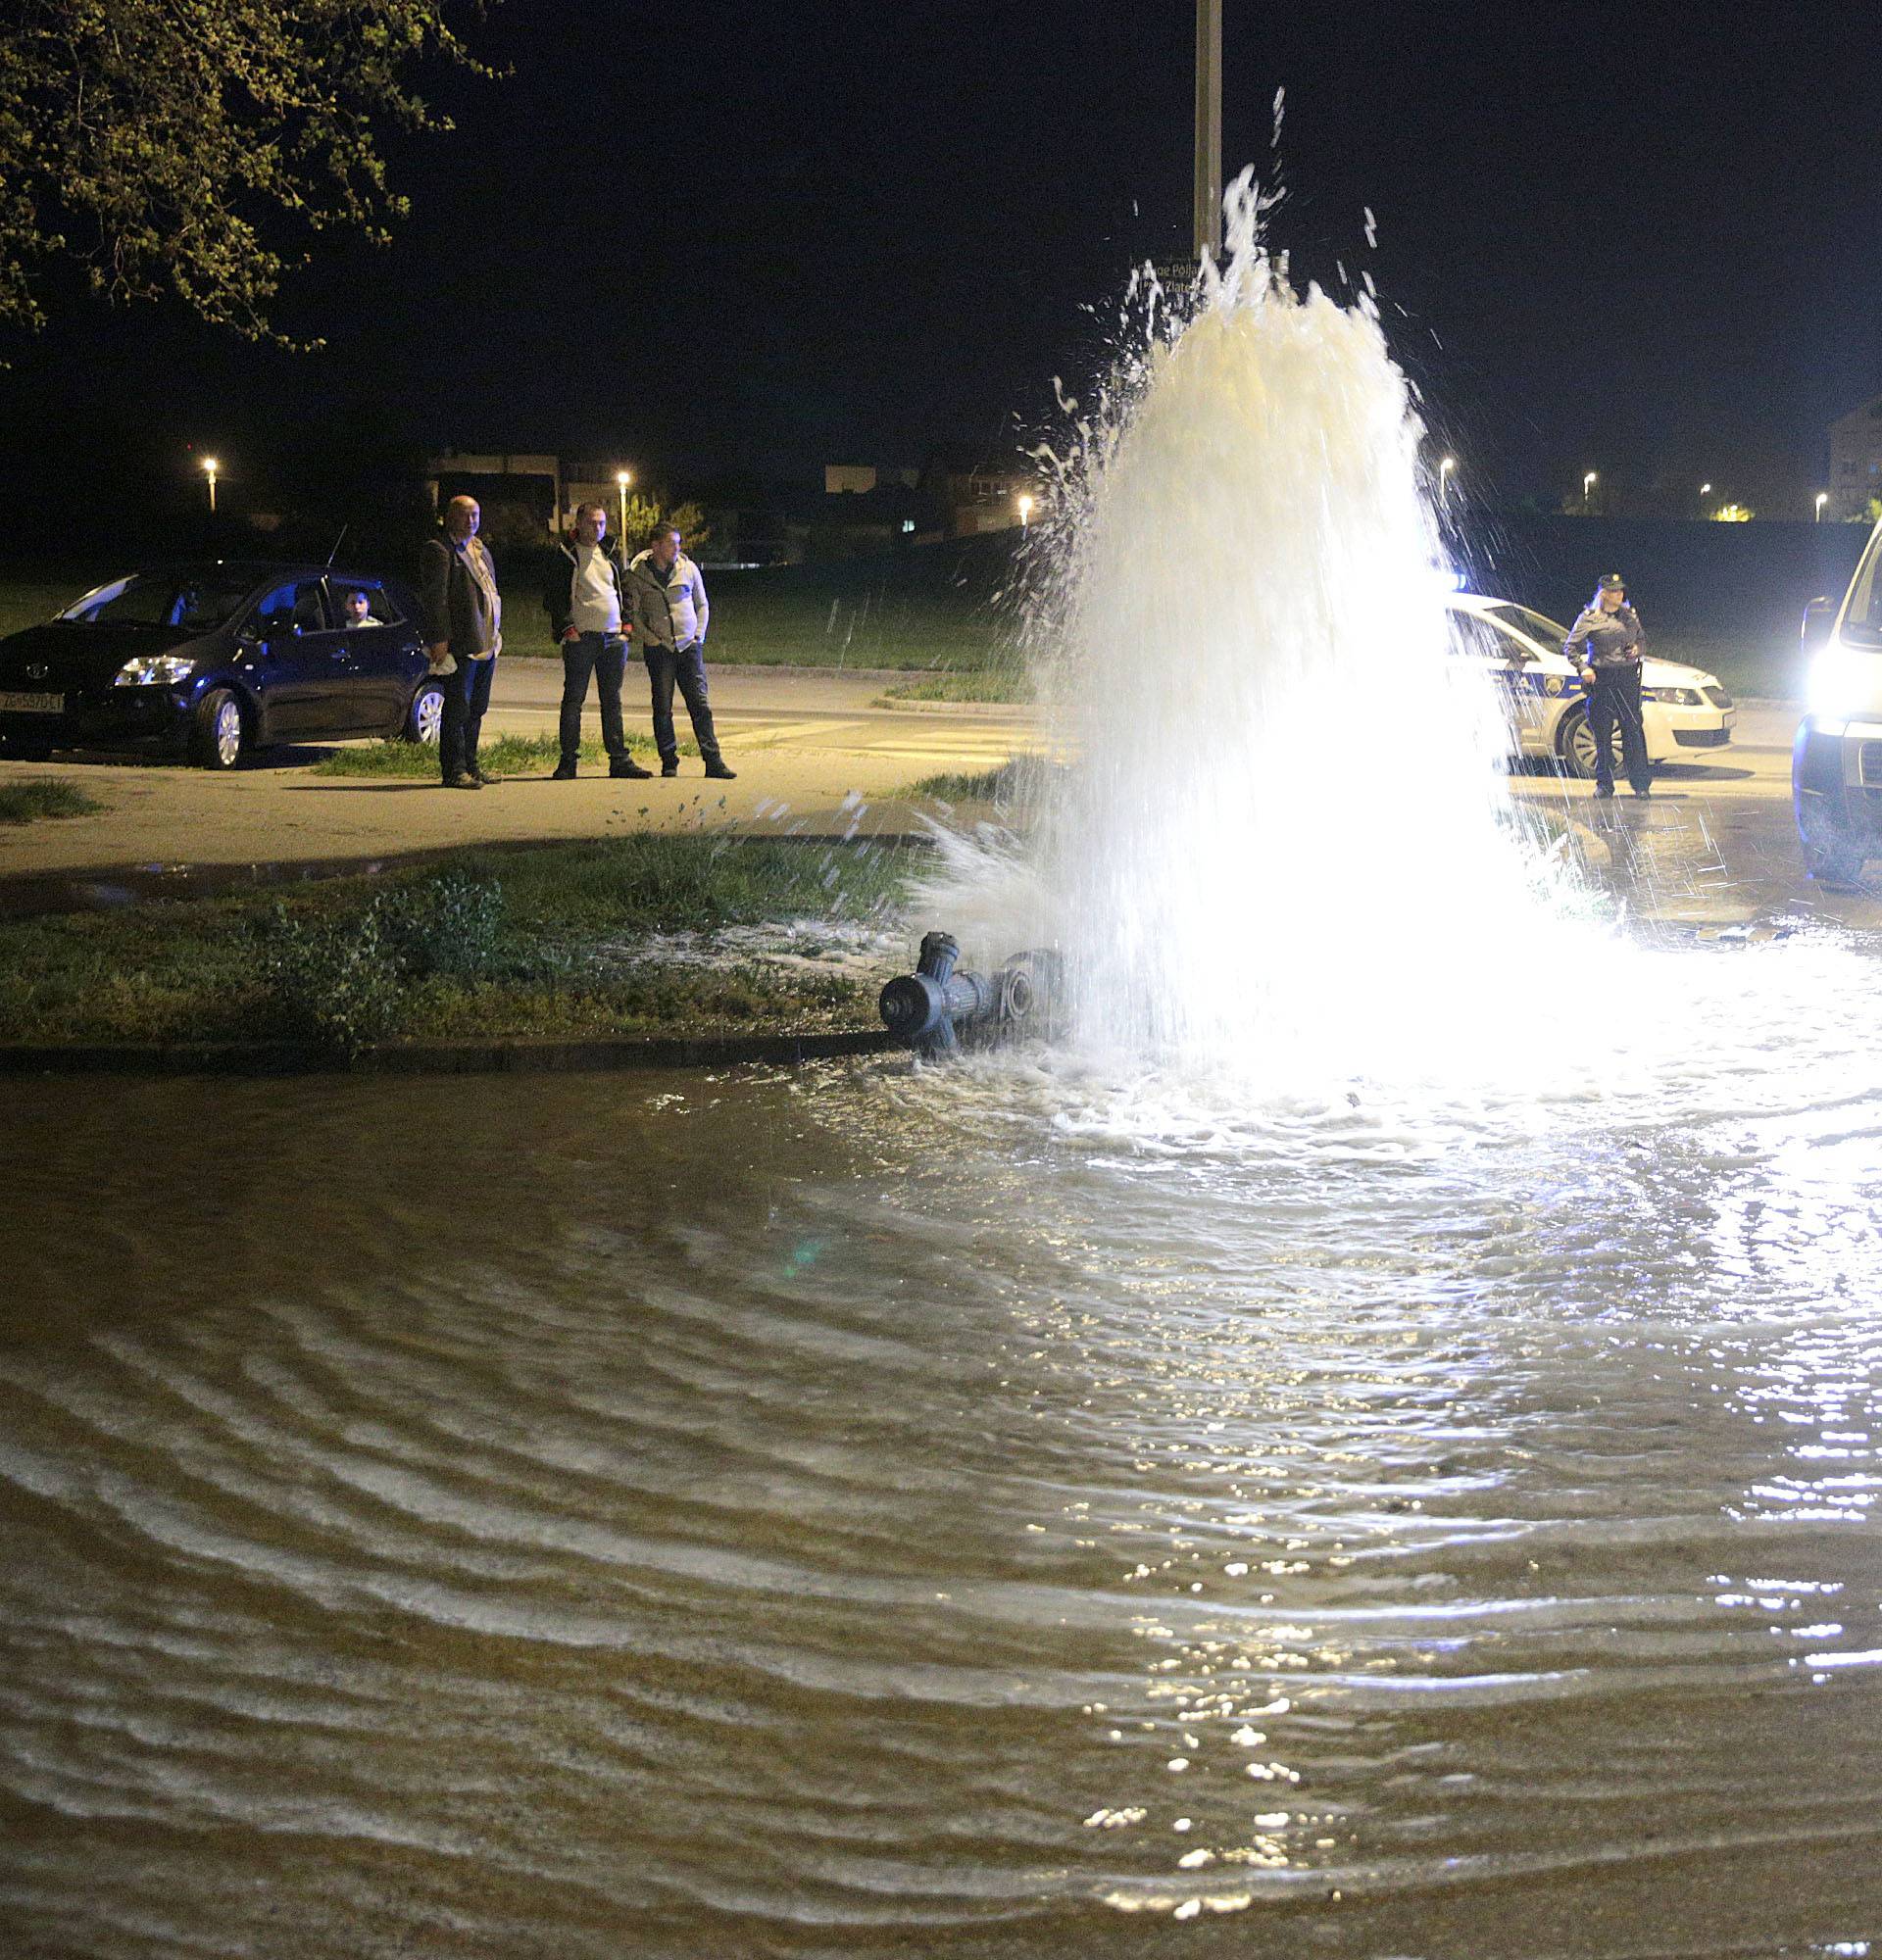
[202,456,219,514]
[1193,0,1222,263]
[616,469,632,542]
[1582,470,1597,514]
[1439,456,1456,509]
[1816,491,1829,523]
[1017,493,1034,529]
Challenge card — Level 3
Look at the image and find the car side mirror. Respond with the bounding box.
[1803,597,1837,657]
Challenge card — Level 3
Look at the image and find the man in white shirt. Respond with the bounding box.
[544,502,650,780]
[624,524,735,780]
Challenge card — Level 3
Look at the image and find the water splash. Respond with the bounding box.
[926,171,1588,1091]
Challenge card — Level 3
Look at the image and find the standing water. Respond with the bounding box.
[6,182,1882,1958]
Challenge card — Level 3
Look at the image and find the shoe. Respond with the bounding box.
[1593,785,1614,800]
[470,768,497,787]
[611,759,653,779]
[703,760,737,780]
[552,760,578,781]
[1632,783,1653,799]
[660,760,679,777]
[442,774,480,791]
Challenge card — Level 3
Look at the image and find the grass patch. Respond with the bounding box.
[877,668,1034,704]
[902,755,1058,805]
[0,834,913,1051]
[0,780,103,824]
[313,731,690,778]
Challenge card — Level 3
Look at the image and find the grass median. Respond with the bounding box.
[0,833,914,1054]
[313,732,692,778]
[0,780,104,824]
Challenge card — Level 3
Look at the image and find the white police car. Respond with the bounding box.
[1445,590,1736,777]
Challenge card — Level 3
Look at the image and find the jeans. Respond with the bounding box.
[559,632,628,762]
[1588,662,1651,793]
[439,654,495,782]
[643,641,722,764]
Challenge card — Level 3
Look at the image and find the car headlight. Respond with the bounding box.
[1641,686,1702,706]
[113,654,198,687]
[1808,648,1881,719]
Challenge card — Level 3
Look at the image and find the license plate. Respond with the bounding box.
[0,690,62,714]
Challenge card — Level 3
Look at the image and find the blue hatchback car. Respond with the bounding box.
[0,561,446,768]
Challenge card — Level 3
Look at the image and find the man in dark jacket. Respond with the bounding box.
[542,502,651,780]
[419,496,502,790]
[1563,572,1651,799]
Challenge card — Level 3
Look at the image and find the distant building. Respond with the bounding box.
[920,447,1036,537]
[1828,396,1882,519]
[424,451,563,538]
[823,465,919,496]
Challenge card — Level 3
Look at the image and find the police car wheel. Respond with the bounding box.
[1560,706,1623,781]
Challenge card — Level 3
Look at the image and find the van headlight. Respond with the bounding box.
[113,654,198,687]
[1808,648,1877,719]
[1641,686,1702,706]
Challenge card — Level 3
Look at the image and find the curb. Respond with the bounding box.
[0,1029,895,1078]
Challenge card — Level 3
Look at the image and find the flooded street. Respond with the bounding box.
[4,1024,1882,1957]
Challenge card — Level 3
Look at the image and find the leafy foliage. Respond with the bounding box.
[258,871,504,1053]
[0,0,497,344]
[618,493,713,554]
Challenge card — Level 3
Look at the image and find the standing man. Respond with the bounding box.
[1564,571,1651,800]
[419,495,503,790]
[625,523,735,779]
[544,502,651,781]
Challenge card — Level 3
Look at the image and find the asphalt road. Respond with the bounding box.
[3,676,1878,933]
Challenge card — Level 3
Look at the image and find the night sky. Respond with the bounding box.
[4,0,1878,511]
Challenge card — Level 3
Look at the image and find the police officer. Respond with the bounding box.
[1564,572,1651,799]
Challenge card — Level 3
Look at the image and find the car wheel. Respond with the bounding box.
[0,730,56,762]
[192,687,250,769]
[1798,797,1868,887]
[404,680,445,745]
[1559,705,1623,781]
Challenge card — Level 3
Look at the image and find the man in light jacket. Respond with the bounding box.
[624,523,735,779]
[543,502,651,780]
[419,495,503,790]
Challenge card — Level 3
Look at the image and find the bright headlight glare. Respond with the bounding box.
[1807,649,1873,719]
[112,654,197,687]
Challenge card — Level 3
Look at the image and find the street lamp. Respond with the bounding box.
[1816,491,1829,522]
[1582,470,1597,513]
[1439,456,1456,508]
[202,456,219,514]
[1017,493,1034,529]
[616,468,632,541]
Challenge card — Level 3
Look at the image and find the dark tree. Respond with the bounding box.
[0,0,496,346]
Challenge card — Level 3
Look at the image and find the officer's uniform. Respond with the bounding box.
[1564,581,1651,797]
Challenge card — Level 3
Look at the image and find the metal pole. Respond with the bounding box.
[1192,0,1222,262]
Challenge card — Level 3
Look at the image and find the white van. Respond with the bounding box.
[1794,519,1882,882]
[1446,591,1736,777]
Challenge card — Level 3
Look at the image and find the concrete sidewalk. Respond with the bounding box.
[0,665,1039,886]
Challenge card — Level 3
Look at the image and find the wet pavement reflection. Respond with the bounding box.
[3,1051,1881,1957]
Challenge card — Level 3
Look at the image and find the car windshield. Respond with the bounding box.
[1489,603,1572,651]
[1839,532,1882,650]
[58,572,253,633]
